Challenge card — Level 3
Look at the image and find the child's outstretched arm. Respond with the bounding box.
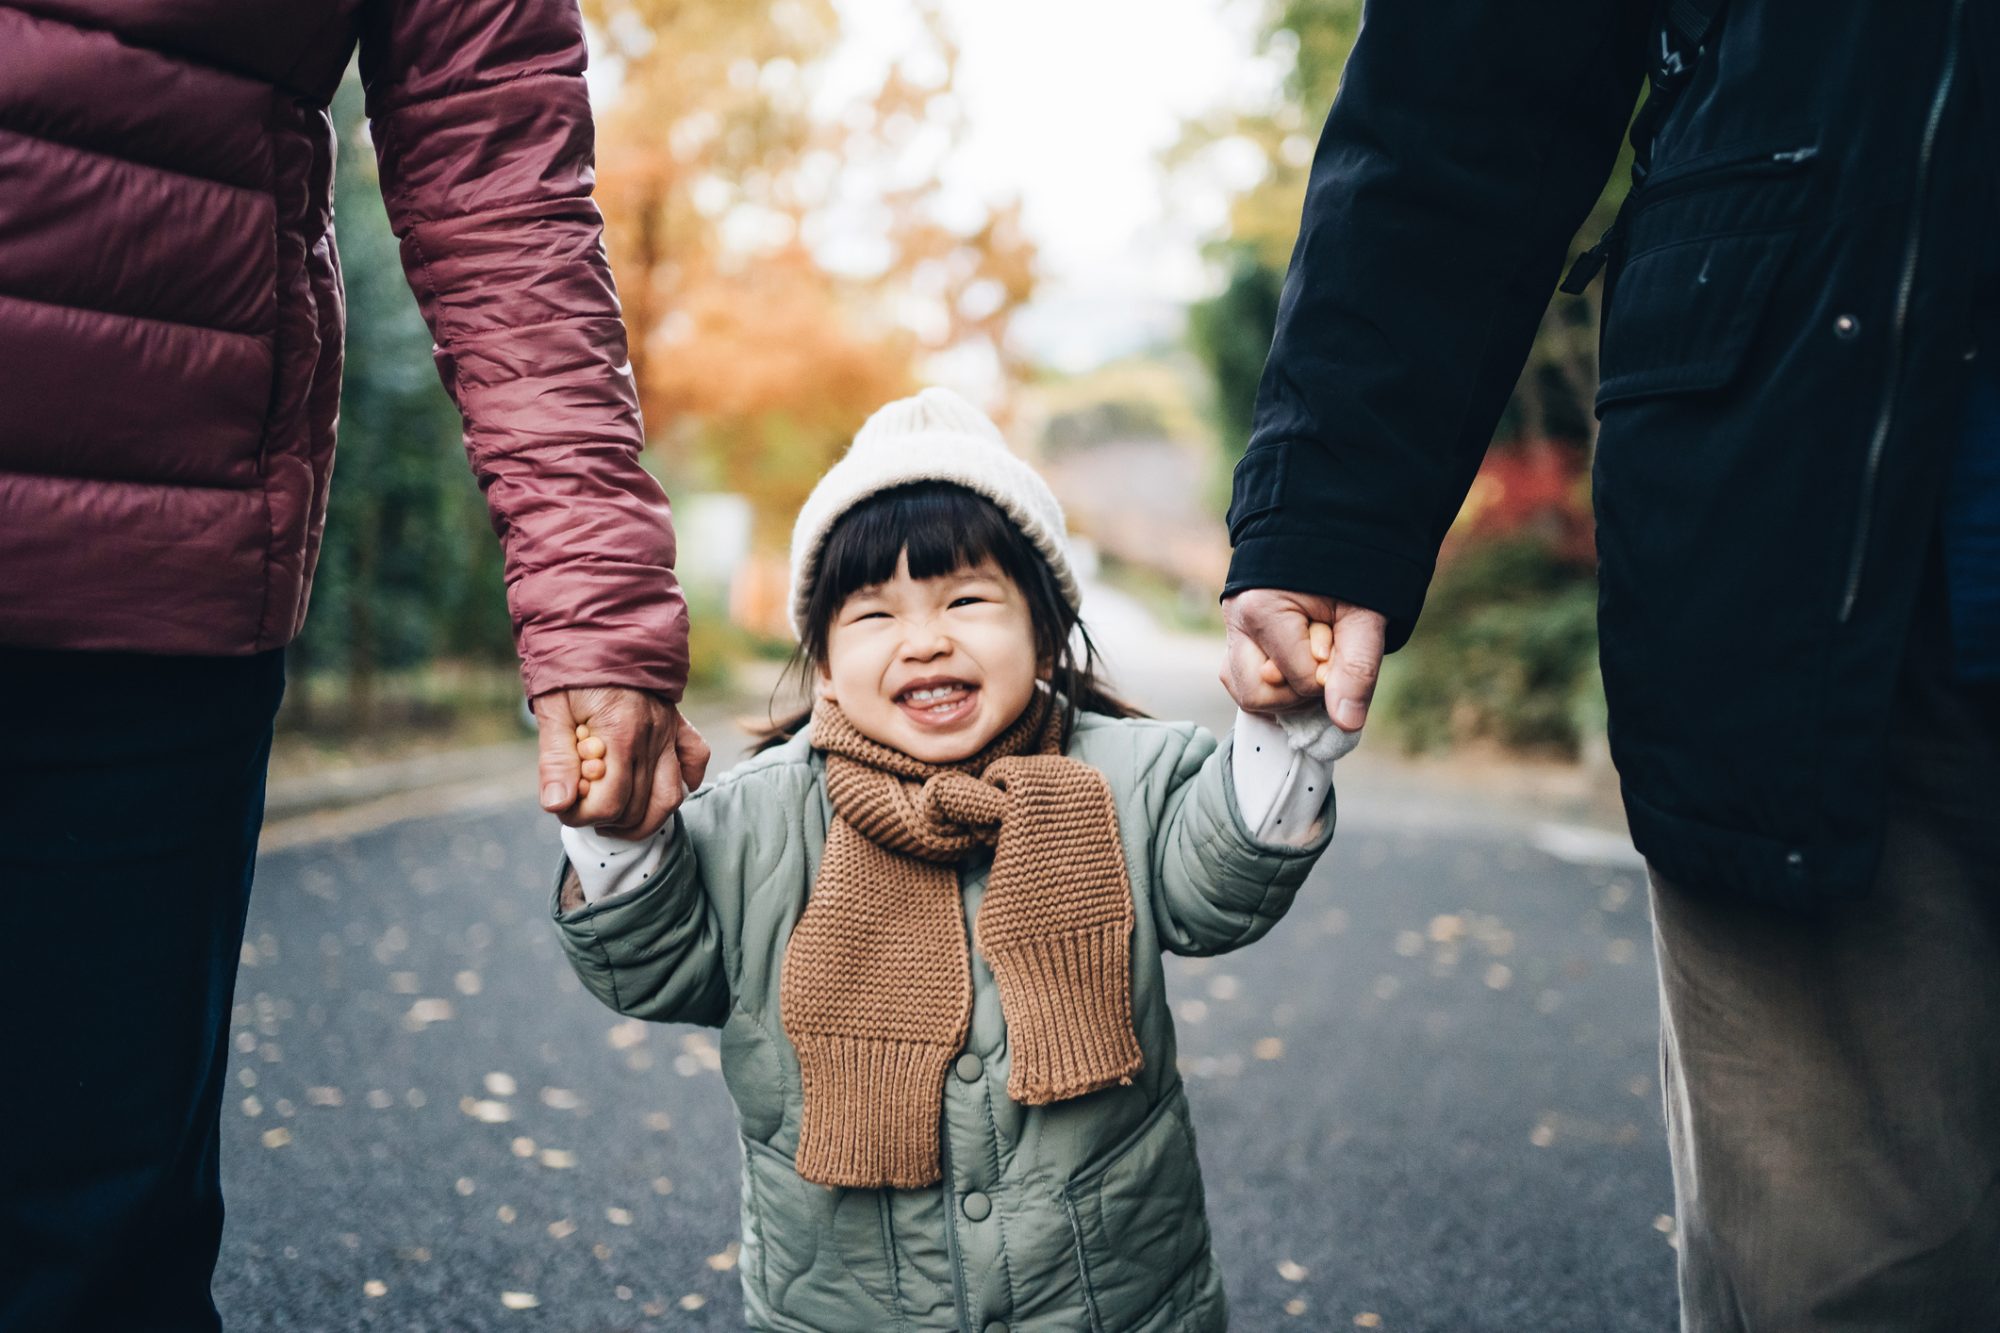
[550,727,732,1027]
[1145,706,1347,958]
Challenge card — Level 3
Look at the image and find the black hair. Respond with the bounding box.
[751,481,1145,752]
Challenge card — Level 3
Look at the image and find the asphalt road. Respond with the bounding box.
[215,608,1677,1332]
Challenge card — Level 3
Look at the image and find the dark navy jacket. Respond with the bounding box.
[1228,0,1997,906]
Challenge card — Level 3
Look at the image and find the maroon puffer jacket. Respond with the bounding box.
[0,0,687,700]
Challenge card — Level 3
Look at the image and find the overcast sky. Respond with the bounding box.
[826,0,1278,375]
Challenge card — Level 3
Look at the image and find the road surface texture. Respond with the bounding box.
[215,589,1676,1331]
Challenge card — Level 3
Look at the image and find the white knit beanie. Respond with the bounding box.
[788,387,1080,637]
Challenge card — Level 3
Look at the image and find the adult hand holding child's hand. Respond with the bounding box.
[533,687,712,838]
[1221,589,1387,732]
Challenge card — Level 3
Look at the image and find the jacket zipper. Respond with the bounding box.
[1838,0,1966,621]
[1638,143,1818,205]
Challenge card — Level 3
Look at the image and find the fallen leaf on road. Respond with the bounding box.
[540,1088,583,1111]
[497,1205,517,1223]
[367,1089,394,1109]
[456,1178,476,1196]
[500,1291,539,1310]
[1285,1298,1308,1316]
[262,1128,292,1149]
[607,1207,633,1226]
[1277,1260,1307,1282]
[307,1086,343,1107]
[484,1072,518,1097]
[538,1149,577,1169]
[644,1112,673,1133]
[242,1097,263,1118]
[679,1294,707,1311]
[460,1098,511,1124]
[608,1019,647,1050]
[1355,1316,1382,1328]
[1253,1038,1284,1060]
[364,1280,386,1298]
[405,999,453,1029]
[455,970,483,995]
[547,1218,576,1239]
[512,1137,536,1158]
[707,1243,741,1271]
[1484,964,1513,991]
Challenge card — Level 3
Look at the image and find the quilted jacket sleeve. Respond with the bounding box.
[552,806,732,1028]
[1146,722,1334,957]
[357,0,688,700]
[551,751,818,1027]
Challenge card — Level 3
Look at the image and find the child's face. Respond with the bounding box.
[819,553,1045,764]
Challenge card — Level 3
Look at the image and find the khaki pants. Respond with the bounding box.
[1651,596,2000,1332]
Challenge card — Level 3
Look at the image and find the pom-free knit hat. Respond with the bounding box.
[787,387,1081,637]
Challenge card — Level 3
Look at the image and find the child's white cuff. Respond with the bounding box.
[561,822,674,904]
[1230,707,1356,846]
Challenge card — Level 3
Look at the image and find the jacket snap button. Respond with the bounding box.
[1833,314,1861,340]
[955,1052,984,1082]
[962,1191,992,1222]
[984,1323,1010,1333]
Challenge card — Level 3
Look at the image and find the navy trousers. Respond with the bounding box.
[0,648,284,1332]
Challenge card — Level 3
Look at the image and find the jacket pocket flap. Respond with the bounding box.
[1596,223,1799,410]
[1595,149,1815,412]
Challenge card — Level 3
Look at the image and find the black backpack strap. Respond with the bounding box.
[1560,0,1729,294]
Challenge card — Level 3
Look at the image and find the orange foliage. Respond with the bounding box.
[585,0,1037,543]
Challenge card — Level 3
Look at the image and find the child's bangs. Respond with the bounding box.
[816,483,1029,608]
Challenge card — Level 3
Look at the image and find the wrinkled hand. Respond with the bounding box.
[533,686,712,838]
[1221,589,1388,732]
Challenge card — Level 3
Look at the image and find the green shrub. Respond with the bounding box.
[1380,540,1602,757]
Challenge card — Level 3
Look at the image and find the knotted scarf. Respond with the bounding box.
[780,690,1144,1188]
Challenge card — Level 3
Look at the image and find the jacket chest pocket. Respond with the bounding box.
[1063,1093,1217,1332]
[1596,143,1818,411]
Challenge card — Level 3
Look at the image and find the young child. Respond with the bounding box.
[550,388,1352,1332]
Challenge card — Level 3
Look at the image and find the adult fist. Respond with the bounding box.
[1221,589,1388,732]
[533,686,712,838]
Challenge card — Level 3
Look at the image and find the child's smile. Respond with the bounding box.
[820,553,1043,763]
[895,676,981,728]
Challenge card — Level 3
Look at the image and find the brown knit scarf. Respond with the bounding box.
[779,690,1144,1188]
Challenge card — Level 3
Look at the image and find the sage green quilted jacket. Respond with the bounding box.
[552,712,1333,1332]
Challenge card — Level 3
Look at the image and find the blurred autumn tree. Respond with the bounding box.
[585,0,1037,553]
[289,7,1036,736]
